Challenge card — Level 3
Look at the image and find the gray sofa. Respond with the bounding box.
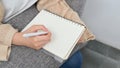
[0,0,86,68]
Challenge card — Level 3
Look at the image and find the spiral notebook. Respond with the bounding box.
[22,10,85,62]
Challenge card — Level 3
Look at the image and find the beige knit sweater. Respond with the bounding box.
[0,0,95,61]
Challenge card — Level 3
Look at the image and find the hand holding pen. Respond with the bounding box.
[12,25,51,50]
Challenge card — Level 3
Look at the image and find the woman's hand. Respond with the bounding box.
[77,34,85,44]
[12,25,51,50]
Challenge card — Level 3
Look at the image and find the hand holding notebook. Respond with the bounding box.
[22,10,85,62]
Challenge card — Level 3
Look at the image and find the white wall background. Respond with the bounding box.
[82,0,120,49]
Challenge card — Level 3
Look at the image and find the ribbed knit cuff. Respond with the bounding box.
[0,45,11,61]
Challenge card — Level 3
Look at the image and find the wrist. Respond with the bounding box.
[12,32,25,46]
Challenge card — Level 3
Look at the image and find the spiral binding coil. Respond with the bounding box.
[42,9,85,28]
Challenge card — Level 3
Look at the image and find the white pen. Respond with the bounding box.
[23,30,48,38]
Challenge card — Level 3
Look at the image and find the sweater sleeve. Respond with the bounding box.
[0,24,18,61]
[0,1,18,61]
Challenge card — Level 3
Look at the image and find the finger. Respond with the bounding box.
[43,31,51,37]
[25,25,49,33]
[47,31,52,37]
[31,25,48,32]
[34,41,49,50]
[35,31,51,41]
[34,35,51,42]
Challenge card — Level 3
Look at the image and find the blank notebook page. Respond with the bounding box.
[22,10,85,60]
